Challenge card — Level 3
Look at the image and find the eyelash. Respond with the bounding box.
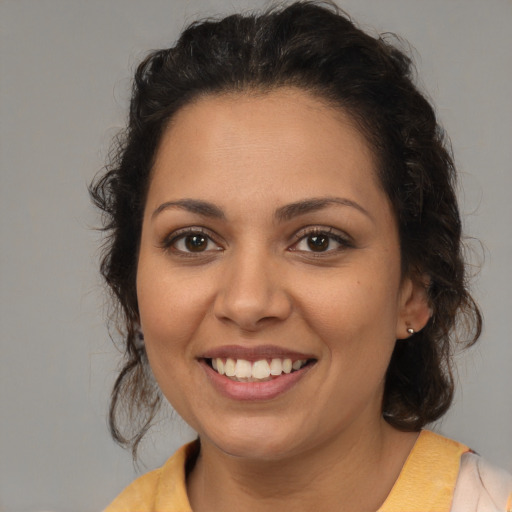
[160,226,353,257]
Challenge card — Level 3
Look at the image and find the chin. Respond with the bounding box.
[204,422,304,462]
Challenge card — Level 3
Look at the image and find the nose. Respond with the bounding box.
[213,249,293,332]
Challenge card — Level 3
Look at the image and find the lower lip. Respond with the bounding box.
[200,360,314,401]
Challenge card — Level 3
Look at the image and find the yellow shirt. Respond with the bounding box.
[105,430,512,511]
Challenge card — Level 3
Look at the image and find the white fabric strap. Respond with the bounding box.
[451,452,512,512]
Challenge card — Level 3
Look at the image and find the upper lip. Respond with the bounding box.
[200,345,316,362]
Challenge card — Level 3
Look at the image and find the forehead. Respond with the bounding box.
[148,88,385,214]
[161,88,376,163]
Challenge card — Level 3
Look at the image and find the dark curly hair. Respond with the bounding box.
[90,0,482,458]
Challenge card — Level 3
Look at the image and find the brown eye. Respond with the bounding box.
[184,234,208,252]
[307,234,330,251]
[167,229,222,255]
[291,228,352,254]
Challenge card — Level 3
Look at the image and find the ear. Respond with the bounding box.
[396,275,431,339]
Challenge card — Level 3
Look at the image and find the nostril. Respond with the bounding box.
[213,291,293,331]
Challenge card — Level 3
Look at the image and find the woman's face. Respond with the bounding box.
[137,88,427,460]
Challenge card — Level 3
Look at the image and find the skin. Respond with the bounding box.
[136,88,431,511]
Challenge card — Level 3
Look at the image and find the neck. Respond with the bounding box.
[187,420,418,512]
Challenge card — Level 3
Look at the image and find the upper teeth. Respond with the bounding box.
[211,358,307,381]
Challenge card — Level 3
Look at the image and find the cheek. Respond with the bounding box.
[299,268,400,335]
[138,273,207,346]
[136,258,222,387]
[296,264,401,388]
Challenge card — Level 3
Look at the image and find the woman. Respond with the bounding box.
[91,2,512,510]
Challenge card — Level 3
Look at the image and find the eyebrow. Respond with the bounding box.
[275,197,373,222]
[152,196,372,222]
[152,199,226,220]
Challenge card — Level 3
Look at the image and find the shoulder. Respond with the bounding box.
[451,452,512,512]
[379,430,469,511]
[379,430,512,512]
[103,466,163,512]
[103,442,196,512]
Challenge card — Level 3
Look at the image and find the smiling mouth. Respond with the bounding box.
[205,357,316,382]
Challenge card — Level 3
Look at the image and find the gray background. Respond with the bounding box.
[1,1,511,511]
